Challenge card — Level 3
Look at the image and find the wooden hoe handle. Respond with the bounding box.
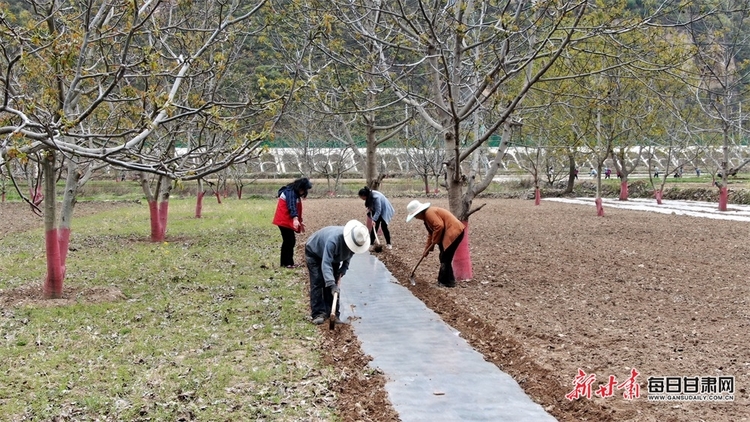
[329,292,339,330]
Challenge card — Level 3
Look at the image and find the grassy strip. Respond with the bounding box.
[0,199,337,421]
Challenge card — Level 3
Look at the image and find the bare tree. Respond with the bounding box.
[684,2,750,210]
[403,121,446,194]
[301,1,412,189]
[0,0,308,297]
[326,1,693,276]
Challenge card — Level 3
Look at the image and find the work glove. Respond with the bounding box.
[292,217,300,231]
[329,284,340,295]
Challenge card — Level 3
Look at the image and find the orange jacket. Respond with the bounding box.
[422,207,465,254]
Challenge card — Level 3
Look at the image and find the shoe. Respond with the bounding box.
[386,244,392,250]
[330,316,348,325]
[285,264,303,269]
[312,315,325,325]
[438,280,456,288]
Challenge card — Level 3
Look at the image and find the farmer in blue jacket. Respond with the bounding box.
[358,186,395,250]
[304,220,370,325]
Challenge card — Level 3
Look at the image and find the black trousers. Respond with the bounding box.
[369,218,391,245]
[438,230,464,286]
[279,226,297,267]
[305,251,341,319]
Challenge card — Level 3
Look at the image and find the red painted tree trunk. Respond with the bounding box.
[534,188,541,205]
[147,200,169,242]
[148,201,161,241]
[654,189,663,205]
[236,187,243,200]
[595,198,604,216]
[452,221,473,281]
[718,186,728,211]
[214,191,222,204]
[141,174,171,242]
[619,180,629,201]
[44,228,64,298]
[42,155,63,298]
[195,192,205,218]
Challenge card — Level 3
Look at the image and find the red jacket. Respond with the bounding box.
[272,188,303,231]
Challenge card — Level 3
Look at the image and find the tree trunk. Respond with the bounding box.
[654,189,662,205]
[619,179,629,201]
[195,179,205,218]
[158,180,170,240]
[595,197,604,217]
[564,153,576,194]
[534,187,541,205]
[718,186,728,211]
[142,174,172,242]
[195,191,205,218]
[147,201,162,241]
[42,153,63,298]
[58,159,81,279]
[365,126,378,188]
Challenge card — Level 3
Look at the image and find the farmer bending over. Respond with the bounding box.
[405,200,465,288]
[358,186,396,250]
[305,220,370,325]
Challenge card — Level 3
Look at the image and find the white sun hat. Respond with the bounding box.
[343,220,371,254]
[406,200,431,222]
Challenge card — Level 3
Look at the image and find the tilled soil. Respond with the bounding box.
[304,197,749,422]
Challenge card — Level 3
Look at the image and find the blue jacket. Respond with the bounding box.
[369,191,395,223]
[305,226,354,287]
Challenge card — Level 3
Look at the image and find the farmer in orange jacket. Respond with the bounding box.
[405,200,465,287]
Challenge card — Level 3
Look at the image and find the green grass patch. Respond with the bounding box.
[0,199,336,421]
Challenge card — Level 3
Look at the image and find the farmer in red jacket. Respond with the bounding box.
[272,178,312,268]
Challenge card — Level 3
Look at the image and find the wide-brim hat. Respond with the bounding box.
[343,220,371,254]
[406,200,431,222]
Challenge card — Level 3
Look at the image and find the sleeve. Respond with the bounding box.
[371,195,383,221]
[321,241,337,287]
[286,190,299,218]
[339,257,350,278]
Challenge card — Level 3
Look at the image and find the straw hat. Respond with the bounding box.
[343,220,371,254]
[405,200,431,222]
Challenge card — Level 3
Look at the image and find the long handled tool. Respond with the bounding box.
[329,291,339,330]
[409,255,426,285]
[372,230,384,253]
[367,216,383,253]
